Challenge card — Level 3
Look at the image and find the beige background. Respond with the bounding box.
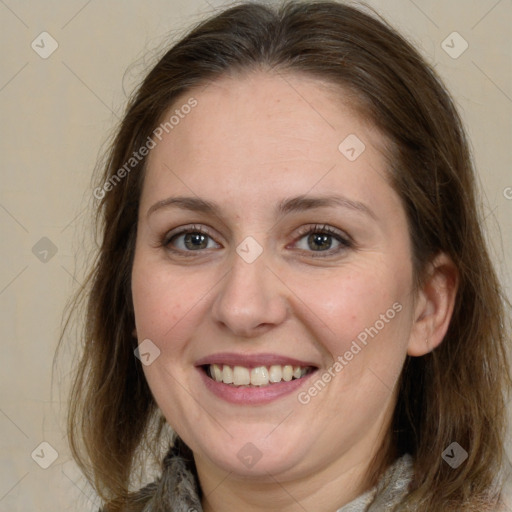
[0,0,511,510]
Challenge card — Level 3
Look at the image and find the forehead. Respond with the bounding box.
[142,70,398,216]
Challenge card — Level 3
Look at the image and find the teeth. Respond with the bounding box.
[212,364,222,381]
[233,366,251,386]
[208,364,311,387]
[269,365,282,383]
[282,365,293,381]
[222,365,233,384]
[250,366,269,386]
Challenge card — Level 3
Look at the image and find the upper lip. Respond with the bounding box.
[195,352,318,369]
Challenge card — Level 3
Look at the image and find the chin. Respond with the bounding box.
[188,425,314,479]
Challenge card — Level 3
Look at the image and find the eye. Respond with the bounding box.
[293,224,352,255]
[164,226,221,252]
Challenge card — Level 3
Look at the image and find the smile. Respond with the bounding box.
[205,364,315,387]
[195,353,319,404]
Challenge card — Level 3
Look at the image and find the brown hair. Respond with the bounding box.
[61,1,511,510]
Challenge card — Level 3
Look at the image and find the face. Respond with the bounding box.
[131,71,418,483]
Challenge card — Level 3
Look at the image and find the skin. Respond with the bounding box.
[131,71,457,512]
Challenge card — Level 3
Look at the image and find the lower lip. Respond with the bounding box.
[198,368,317,405]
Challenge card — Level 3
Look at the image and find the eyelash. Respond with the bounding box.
[163,223,353,258]
[293,224,353,257]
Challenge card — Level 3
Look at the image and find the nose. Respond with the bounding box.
[210,249,289,338]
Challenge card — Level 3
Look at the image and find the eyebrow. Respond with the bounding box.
[276,195,376,220]
[147,194,376,220]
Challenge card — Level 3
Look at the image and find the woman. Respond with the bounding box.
[64,1,512,510]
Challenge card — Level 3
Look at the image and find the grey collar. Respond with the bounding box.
[337,454,413,511]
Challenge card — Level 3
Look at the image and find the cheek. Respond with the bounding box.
[300,268,401,332]
[131,255,212,424]
[286,263,412,374]
[131,253,216,352]
[132,275,183,341]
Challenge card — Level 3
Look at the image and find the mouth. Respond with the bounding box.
[195,353,319,405]
[202,363,316,387]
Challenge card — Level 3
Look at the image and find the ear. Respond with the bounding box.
[407,252,458,356]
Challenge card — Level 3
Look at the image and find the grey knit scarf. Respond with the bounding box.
[111,442,414,512]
